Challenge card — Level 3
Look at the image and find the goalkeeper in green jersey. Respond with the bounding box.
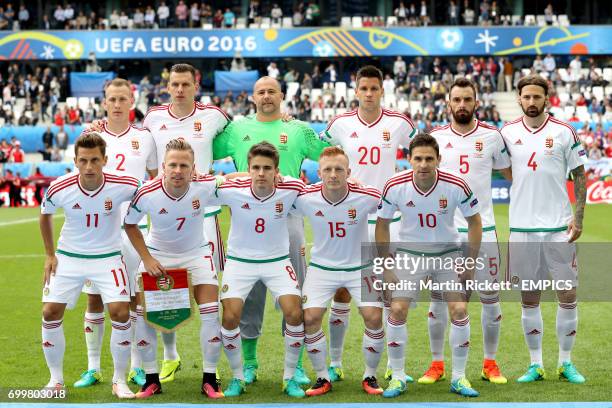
[213,76,330,387]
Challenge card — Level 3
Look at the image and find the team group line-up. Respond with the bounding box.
[38,63,587,400]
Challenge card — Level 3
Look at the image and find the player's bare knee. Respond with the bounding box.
[521,290,541,306]
[333,287,352,303]
[448,302,467,321]
[42,303,65,321]
[361,307,383,329]
[557,287,577,304]
[284,308,303,326]
[303,308,323,332]
[86,294,104,313]
[107,302,130,323]
[389,300,409,321]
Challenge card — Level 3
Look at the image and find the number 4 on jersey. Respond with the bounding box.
[527,152,538,171]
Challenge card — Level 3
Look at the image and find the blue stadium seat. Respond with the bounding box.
[301,159,320,184]
[0,125,86,153]
[212,160,237,175]
[37,162,74,177]
[3,162,32,177]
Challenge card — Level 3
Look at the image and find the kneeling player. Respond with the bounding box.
[376,134,482,398]
[293,147,385,396]
[40,133,140,398]
[211,142,306,398]
[124,139,224,398]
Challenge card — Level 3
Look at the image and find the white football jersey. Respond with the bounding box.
[501,115,587,231]
[378,169,480,253]
[143,102,230,174]
[100,123,157,226]
[321,108,417,193]
[41,172,139,256]
[432,120,510,231]
[293,183,380,270]
[124,175,219,254]
[211,176,305,261]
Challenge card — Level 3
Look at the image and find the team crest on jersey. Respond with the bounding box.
[382,129,391,142]
[545,136,554,149]
[194,121,202,132]
[275,201,284,216]
[350,131,358,138]
[104,198,113,212]
[348,207,357,224]
[280,133,288,144]
[192,199,200,210]
[475,140,483,152]
[157,275,174,291]
[439,196,448,209]
[131,140,140,150]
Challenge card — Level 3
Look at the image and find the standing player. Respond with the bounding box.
[293,147,385,396]
[213,76,329,385]
[501,74,587,384]
[76,78,157,389]
[142,63,230,382]
[376,133,482,398]
[40,133,140,398]
[320,65,416,382]
[124,139,224,398]
[422,77,511,385]
[211,142,306,398]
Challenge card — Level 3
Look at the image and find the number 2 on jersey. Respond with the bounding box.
[358,146,380,165]
[115,154,126,171]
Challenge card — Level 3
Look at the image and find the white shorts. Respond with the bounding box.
[220,256,301,301]
[507,231,578,288]
[83,227,147,297]
[459,229,502,285]
[302,265,383,309]
[44,253,130,307]
[390,249,464,300]
[204,210,225,272]
[136,245,218,292]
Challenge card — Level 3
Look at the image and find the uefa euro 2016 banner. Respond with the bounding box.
[1,26,609,60]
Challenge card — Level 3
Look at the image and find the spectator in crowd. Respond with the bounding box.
[543,53,556,73]
[544,3,554,25]
[133,8,144,28]
[267,62,280,79]
[52,5,65,28]
[158,1,170,28]
[383,73,396,96]
[283,68,299,83]
[223,7,236,28]
[51,146,63,162]
[292,3,303,26]
[395,1,408,25]
[231,54,247,72]
[144,6,156,28]
[479,0,490,24]
[55,125,68,153]
[213,9,223,27]
[4,3,15,28]
[0,139,11,163]
[201,3,212,24]
[41,14,51,29]
[42,126,54,149]
[10,140,24,163]
[569,55,582,83]
[64,3,75,27]
[448,0,459,25]
[17,5,29,29]
[190,3,200,27]
[271,4,283,25]
[463,0,475,25]
[325,63,337,83]
[109,9,120,28]
[176,0,188,27]
[532,55,544,73]
[248,0,260,25]
[301,73,312,91]
[393,56,406,76]
[420,0,429,26]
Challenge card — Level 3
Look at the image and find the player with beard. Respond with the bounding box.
[422,78,511,385]
[501,75,587,384]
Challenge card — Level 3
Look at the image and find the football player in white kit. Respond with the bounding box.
[501,75,587,384]
[124,139,224,399]
[376,133,482,398]
[423,77,511,385]
[293,146,385,397]
[320,65,416,382]
[210,142,306,399]
[76,78,158,389]
[141,64,230,382]
[40,133,140,398]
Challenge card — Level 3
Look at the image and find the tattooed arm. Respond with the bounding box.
[568,165,586,243]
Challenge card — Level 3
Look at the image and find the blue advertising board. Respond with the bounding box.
[0,26,608,61]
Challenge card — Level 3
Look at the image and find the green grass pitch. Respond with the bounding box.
[0,204,611,402]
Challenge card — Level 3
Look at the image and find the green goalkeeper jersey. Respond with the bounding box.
[213,115,329,177]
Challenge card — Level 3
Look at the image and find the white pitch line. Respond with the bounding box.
[0,213,64,227]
